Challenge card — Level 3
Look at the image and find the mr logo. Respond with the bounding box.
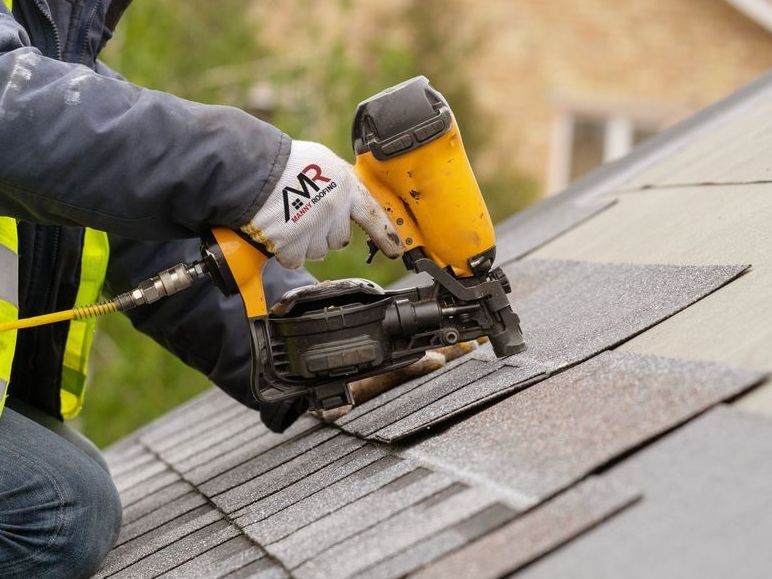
[283,164,331,222]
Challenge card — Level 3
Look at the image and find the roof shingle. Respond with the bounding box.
[99,71,772,577]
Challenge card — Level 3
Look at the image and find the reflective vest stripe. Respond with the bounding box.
[60,228,109,419]
[0,216,18,414]
[2,1,10,12]
[0,243,17,305]
[0,218,109,420]
[0,301,17,411]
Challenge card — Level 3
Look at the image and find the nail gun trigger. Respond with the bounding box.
[365,239,380,264]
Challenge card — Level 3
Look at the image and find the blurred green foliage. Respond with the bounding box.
[100,0,262,102]
[80,0,541,447]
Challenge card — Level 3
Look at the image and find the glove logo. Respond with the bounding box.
[283,164,335,223]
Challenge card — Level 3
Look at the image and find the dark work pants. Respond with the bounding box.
[0,402,122,578]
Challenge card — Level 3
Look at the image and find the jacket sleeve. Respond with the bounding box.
[0,12,290,239]
[104,233,316,412]
[95,60,319,427]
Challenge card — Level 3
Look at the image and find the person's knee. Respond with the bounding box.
[0,432,122,578]
[64,458,123,576]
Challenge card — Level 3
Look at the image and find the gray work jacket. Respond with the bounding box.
[0,0,314,423]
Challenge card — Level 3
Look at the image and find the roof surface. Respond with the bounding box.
[100,70,772,578]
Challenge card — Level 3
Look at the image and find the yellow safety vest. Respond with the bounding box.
[0,219,109,419]
[0,217,18,413]
[0,4,15,412]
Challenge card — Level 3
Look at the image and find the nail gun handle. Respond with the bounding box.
[351,76,496,278]
[204,227,271,318]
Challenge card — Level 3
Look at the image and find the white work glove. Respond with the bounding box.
[242,140,404,269]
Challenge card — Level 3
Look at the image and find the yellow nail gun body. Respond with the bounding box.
[352,81,494,277]
[204,77,525,429]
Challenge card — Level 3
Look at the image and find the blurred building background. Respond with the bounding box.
[246,0,772,195]
[81,0,772,446]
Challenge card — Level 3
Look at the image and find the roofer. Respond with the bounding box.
[0,1,404,576]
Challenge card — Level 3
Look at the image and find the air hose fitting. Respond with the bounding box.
[0,261,209,332]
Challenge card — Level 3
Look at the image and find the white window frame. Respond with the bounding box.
[726,0,772,34]
[547,95,679,195]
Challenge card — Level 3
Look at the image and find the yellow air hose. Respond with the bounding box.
[0,301,119,332]
[0,260,208,333]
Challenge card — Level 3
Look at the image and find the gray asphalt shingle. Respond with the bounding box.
[202,432,366,510]
[340,359,503,438]
[97,72,772,578]
[411,476,639,579]
[106,446,156,480]
[404,350,763,503]
[115,491,209,547]
[112,458,168,494]
[262,468,457,569]
[96,504,224,577]
[144,403,251,455]
[157,536,268,579]
[517,406,772,579]
[157,406,263,465]
[121,479,197,526]
[495,198,616,264]
[228,444,388,524]
[339,260,748,442]
[183,416,324,487]
[136,388,239,448]
[172,423,270,474]
[237,455,414,541]
[98,291,763,578]
[106,520,241,579]
[291,485,504,579]
[354,503,518,579]
[334,354,474,426]
[118,468,181,509]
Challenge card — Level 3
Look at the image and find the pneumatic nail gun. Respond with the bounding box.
[201,76,525,423]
